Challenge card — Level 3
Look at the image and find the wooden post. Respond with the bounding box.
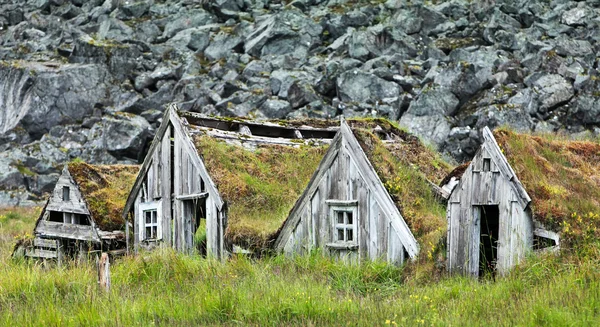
[97,253,111,292]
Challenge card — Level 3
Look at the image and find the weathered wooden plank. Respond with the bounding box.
[161,125,172,247]
[26,248,58,259]
[34,238,58,249]
[175,192,209,201]
[36,220,99,242]
[310,189,320,248]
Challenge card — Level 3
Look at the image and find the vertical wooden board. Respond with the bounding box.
[133,194,141,252]
[448,202,461,272]
[310,189,320,248]
[319,171,331,246]
[301,205,311,252]
[338,145,348,200]
[283,233,295,255]
[368,193,379,260]
[294,220,305,255]
[161,125,172,246]
[347,156,358,200]
[469,206,481,276]
[358,178,369,261]
[387,221,403,265]
[205,199,214,256]
[327,156,340,200]
[378,207,389,259]
[152,146,161,199]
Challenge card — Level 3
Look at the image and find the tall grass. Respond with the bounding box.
[1,207,600,326]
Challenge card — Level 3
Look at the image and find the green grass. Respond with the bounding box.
[495,129,600,248]
[2,207,600,326]
[194,136,328,251]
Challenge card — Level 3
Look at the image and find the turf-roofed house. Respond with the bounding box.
[275,118,452,264]
[443,127,562,278]
[17,162,138,261]
[122,104,337,257]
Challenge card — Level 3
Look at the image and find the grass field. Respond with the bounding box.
[1,207,599,326]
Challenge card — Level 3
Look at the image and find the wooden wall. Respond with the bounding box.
[36,167,99,242]
[280,126,412,265]
[132,115,225,258]
[447,143,533,277]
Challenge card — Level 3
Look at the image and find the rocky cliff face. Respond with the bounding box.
[0,0,599,204]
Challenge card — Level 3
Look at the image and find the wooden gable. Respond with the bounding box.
[34,166,101,242]
[275,119,419,263]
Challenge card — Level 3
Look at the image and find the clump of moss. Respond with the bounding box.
[494,129,600,248]
[195,136,328,252]
[68,162,139,231]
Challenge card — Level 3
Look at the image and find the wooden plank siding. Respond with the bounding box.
[125,105,226,258]
[275,119,419,265]
[446,127,534,277]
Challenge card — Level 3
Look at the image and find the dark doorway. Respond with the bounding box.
[478,205,500,277]
[183,199,207,256]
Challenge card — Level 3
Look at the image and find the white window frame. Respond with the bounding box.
[326,200,358,250]
[139,201,162,241]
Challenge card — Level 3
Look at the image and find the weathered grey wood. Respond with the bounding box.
[175,192,209,200]
[339,121,419,258]
[34,238,58,249]
[37,220,100,242]
[188,127,333,150]
[160,125,172,247]
[122,108,173,219]
[97,253,111,292]
[276,118,419,264]
[446,126,536,277]
[26,248,58,259]
[274,132,342,249]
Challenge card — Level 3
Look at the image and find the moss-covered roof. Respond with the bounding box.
[350,122,453,258]
[493,129,600,246]
[68,162,139,231]
[194,136,328,252]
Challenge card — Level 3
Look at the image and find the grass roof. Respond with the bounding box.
[194,136,328,252]
[494,129,600,247]
[350,120,453,264]
[68,162,139,231]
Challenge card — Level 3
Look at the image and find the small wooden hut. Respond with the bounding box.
[444,127,560,277]
[275,118,452,264]
[122,104,337,258]
[21,162,138,261]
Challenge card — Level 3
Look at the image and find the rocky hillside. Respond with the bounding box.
[0,0,599,204]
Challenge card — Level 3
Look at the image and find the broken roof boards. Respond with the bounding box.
[29,162,138,260]
[124,105,448,263]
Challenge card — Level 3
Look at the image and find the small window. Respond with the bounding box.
[144,209,158,240]
[139,201,162,241]
[62,186,70,201]
[483,158,491,172]
[333,209,357,244]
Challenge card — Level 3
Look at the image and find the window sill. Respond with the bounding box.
[326,243,358,250]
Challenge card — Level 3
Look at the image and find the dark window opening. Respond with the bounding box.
[49,211,63,222]
[62,186,70,201]
[534,235,557,250]
[483,158,491,172]
[478,205,500,277]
